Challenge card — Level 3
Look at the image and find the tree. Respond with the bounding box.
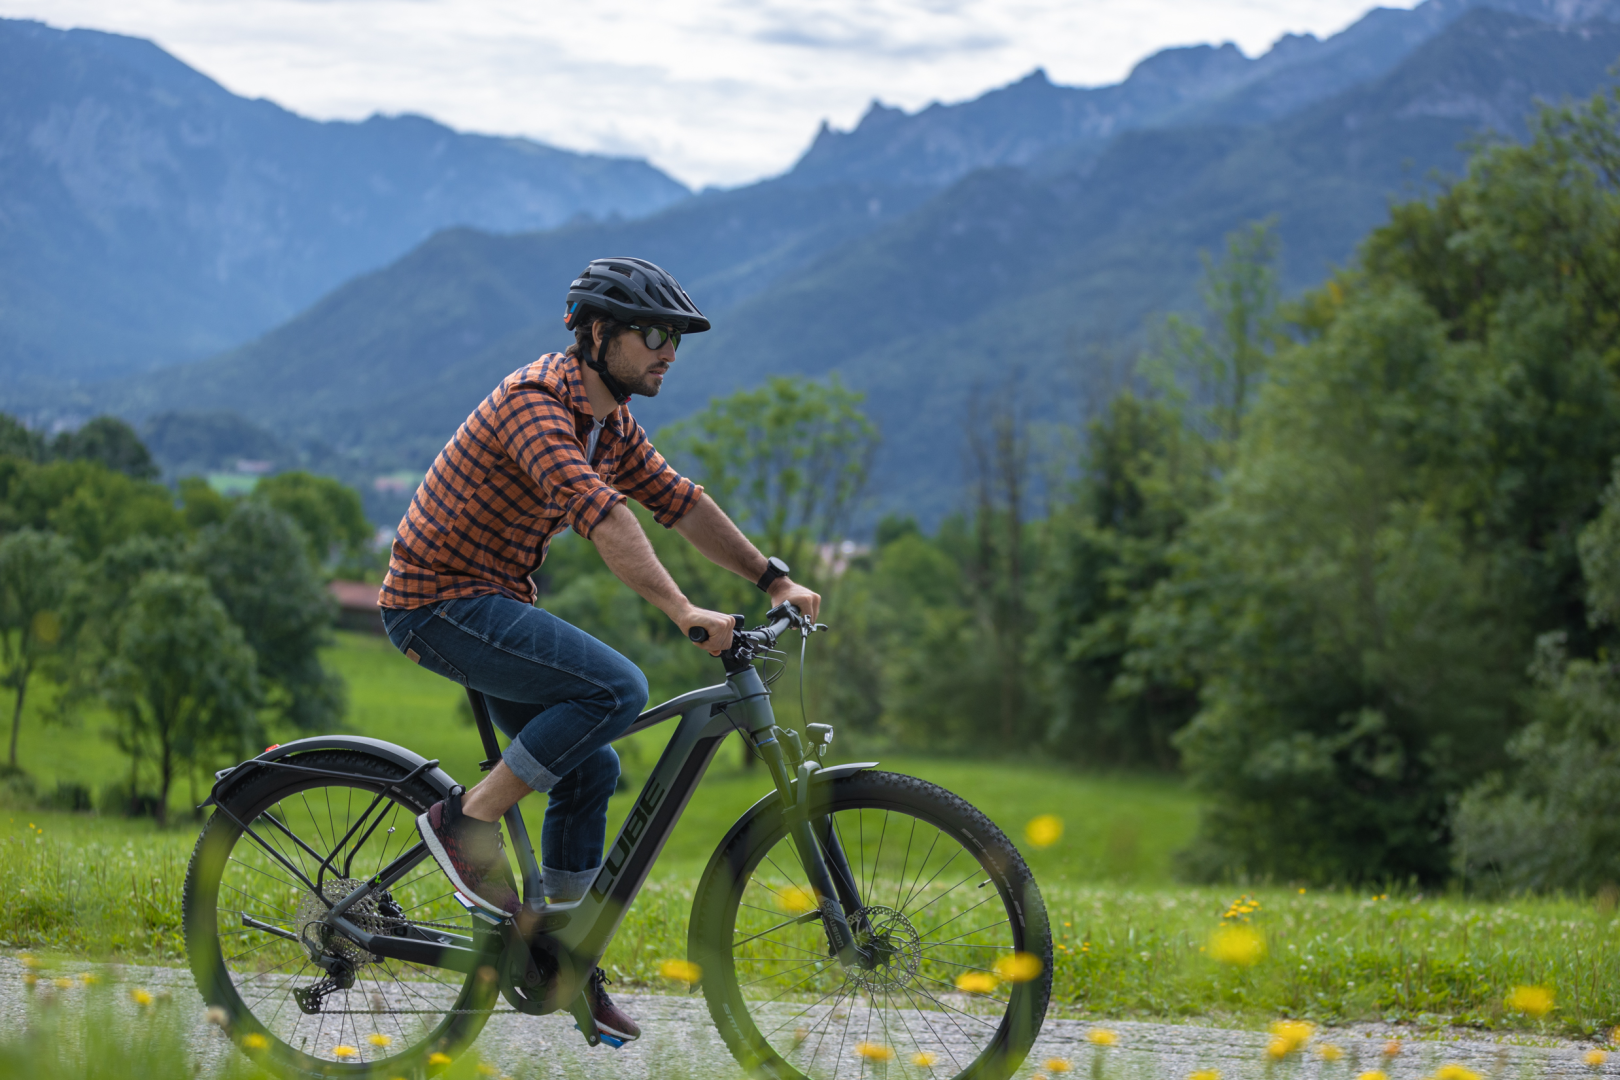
[661,376,878,573]
[0,530,79,769]
[0,414,45,463]
[254,471,372,569]
[190,502,343,731]
[50,416,159,480]
[102,572,258,824]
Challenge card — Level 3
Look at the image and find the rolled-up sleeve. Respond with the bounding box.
[496,385,625,538]
[615,413,702,526]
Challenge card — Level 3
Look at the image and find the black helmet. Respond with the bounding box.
[563,257,711,334]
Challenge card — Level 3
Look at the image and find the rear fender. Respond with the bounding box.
[203,734,461,808]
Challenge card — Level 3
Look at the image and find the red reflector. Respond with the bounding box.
[264,744,280,753]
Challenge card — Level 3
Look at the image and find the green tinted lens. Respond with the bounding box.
[641,325,680,351]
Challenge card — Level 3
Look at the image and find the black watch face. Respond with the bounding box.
[769,556,790,576]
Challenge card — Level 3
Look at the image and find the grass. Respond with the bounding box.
[3,632,1620,1044]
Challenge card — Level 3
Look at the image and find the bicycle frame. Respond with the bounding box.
[209,641,873,1035]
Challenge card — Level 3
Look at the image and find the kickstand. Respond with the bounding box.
[569,993,624,1049]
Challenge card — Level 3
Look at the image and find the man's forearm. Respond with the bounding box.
[589,502,689,619]
[672,494,767,581]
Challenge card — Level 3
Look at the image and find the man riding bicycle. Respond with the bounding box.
[377,257,820,1044]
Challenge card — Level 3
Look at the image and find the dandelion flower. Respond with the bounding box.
[1319,1044,1344,1062]
[1190,1071,1221,1080]
[52,977,71,990]
[793,1027,809,1045]
[855,1042,895,1062]
[1025,815,1063,848]
[332,1046,359,1059]
[1087,1029,1118,1046]
[1434,1065,1481,1080]
[476,1064,498,1077]
[994,952,1044,983]
[1586,1050,1608,1068]
[78,973,97,985]
[780,886,818,914]
[368,1033,393,1048]
[1612,1026,1620,1047]
[130,988,153,1006]
[1266,1020,1314,1057]
[1382,1040,1402,1058]
[1356,1072,1388,1080]
[955,972,999,994]
[1507,985,1554,1018]
[22,974,35,988]
[658,959,702,985]
[19,956,37,969]
[1208,924,1265,967]
[242,1034,268,1051]
[1045,1058,1073,1073]
[428,1052,453,1067]
[911,1051,938,1067]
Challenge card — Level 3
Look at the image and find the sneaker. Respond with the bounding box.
[585,967,640,1043]
[415,792,520,918]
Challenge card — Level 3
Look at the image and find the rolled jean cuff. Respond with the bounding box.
[543,864,600,903]
[503,738,561,793]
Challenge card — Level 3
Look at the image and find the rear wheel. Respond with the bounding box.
[182,750,499,1078]
[691,771,1052,1080]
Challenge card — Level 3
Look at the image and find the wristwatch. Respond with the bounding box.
[756,556,791,594]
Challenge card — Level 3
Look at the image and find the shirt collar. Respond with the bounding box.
[560,352,626,434]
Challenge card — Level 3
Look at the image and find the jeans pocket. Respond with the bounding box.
[401,631,468,686]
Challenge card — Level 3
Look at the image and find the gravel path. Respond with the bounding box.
[0,954,1607,1079]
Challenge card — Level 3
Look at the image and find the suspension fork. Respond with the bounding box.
[753,729,867,966]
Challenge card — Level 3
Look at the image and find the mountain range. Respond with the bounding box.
[0,17,688,387]
[7,0,1620,526]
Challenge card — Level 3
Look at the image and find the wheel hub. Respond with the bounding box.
[846,906,921,992]
[295,877,398,968]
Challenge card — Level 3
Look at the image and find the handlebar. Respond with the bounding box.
[687,603,811,653]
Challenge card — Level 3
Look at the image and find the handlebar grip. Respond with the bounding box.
[688,626,710,643]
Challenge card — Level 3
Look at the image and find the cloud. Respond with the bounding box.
[0,0,1421,187]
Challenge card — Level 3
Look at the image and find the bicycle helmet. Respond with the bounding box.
[563,257,711,335]
[564,257,709,404]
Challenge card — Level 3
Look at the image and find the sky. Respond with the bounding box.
[0,0,1423,189]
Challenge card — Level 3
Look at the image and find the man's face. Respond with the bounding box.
[600,323,676,397]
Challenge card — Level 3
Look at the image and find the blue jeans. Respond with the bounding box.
[380,594,649,902]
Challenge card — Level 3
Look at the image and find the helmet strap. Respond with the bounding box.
[583,330,633,406]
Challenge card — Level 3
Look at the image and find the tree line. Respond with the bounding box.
[551,85,1620,892]
[0,418,371,822]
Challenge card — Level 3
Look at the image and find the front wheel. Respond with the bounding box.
[690,771,1052,1080]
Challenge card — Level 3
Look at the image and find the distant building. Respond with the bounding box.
[328,580,384,634]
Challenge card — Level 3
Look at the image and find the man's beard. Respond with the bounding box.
[604,339,664,397]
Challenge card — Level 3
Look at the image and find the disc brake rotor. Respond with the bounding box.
[846,905,922,992]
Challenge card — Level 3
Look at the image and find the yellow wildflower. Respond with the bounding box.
[428,1052,453,1066]
[1586,1050,1608,1068]
[1190,1071,1221,1080]
[1507,985,1554,1018]
[21,974,35,988]
[955,972,999,994]
[52,977,71,990]
[1356,1072,1388,1080]
[1045,1058,1073,1073]
[130,988,153,1006]
[1087,1029,1118,1047]
[1319,1044,1344,1062]
[476,1064,498,1077]
[779,886,819,914]
[855,1042,895,1062]
[1266,1020,1314,1057]
[368,1033,393,1048]
[19,956,37,969]
[1434,1065,1481,1080]
[331,1046,358,1059]
[994,952,1043,983]
[658,959,702,985]
[1025,815,1063,848]
[242,1034,268,1051]
[1208,924,1265,967]
[1383,1040,1402,1058]
[911,1051,938,1067]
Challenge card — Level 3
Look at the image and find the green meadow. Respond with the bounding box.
[2,632,1617,1037]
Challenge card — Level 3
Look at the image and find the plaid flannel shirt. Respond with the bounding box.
[380,353,702,609]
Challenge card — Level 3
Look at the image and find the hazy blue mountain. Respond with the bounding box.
[0,18,689,383]
[87,5,1620,528]
[785,0,1619,189]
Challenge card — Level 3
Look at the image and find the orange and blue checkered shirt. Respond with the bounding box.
[380,353,701,609]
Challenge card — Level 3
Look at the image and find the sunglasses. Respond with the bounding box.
[626,323,681,352]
